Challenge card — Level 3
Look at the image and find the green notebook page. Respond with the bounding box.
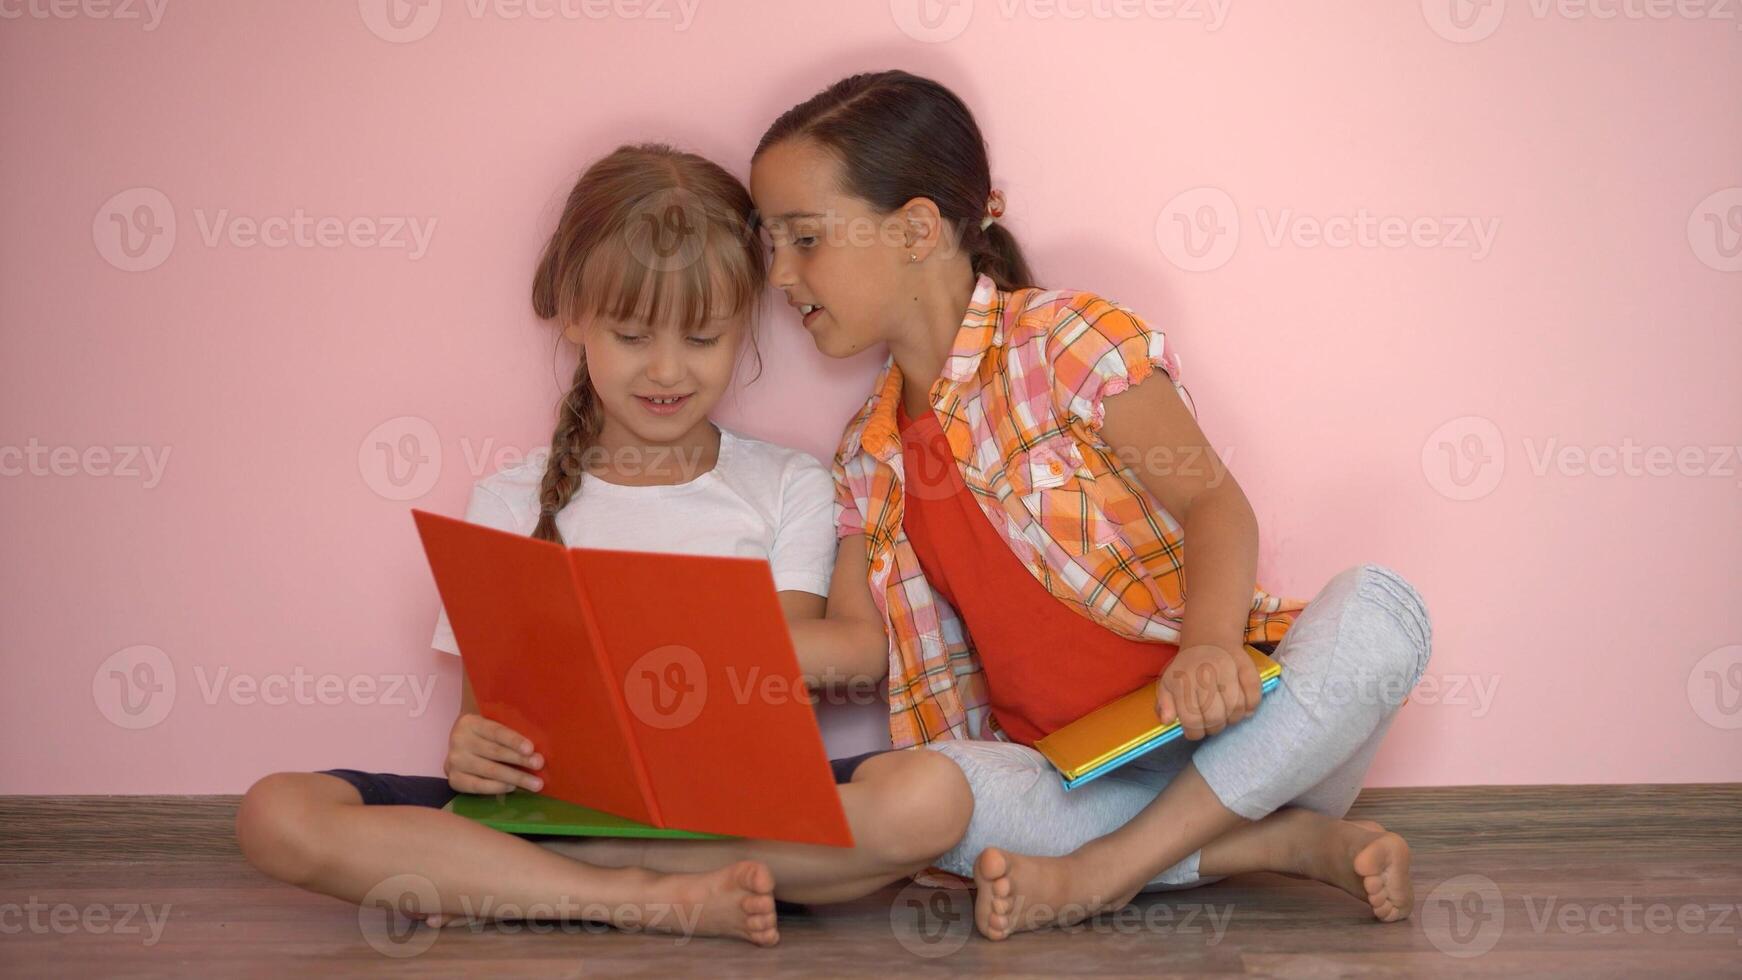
[447,790,735,840]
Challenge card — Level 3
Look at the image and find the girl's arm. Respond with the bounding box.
[783,533,889,691]
[1097,374,1264,735]
[776,590,826,620]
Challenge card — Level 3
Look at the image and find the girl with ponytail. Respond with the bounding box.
[745,70,1433,940]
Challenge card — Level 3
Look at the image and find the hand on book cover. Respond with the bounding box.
[445,712,547,796]
[1156,643,1264,741]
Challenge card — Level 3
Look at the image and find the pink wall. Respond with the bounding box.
[2,2,1737,794]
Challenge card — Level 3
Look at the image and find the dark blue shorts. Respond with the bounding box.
[317,748,892,810]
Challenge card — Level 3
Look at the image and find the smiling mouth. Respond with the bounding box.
[799,303,825,328]
[636,394,692,415]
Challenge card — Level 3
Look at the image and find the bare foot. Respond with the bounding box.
[412,860,780,946]
[1267,809,1413,922]
[1347,819,1413,922]
[971,847,1139,941]
[638,860,781,947]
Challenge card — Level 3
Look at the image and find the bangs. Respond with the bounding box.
[572,212,760,333]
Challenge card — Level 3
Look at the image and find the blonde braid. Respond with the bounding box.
[530,355,606,545]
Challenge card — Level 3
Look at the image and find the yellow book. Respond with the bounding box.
[1034,645,1284,790]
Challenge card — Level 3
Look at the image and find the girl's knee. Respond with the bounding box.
[857,749,973,867]
[235,772,345,885]
[1344,563,1432,687]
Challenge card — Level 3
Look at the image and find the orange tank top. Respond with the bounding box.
[897,402,1180,745]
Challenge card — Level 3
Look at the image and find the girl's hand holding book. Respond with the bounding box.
[1156,643,1263,741]
[444,712,546,795]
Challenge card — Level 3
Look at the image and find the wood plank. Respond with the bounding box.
[1,786,1738,977]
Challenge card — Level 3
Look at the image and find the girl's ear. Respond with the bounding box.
[562,317,586,345]
[898,197,945,255]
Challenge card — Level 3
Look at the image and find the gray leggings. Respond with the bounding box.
[924,563,1433,891]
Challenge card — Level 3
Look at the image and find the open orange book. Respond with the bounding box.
[412,508,854,848]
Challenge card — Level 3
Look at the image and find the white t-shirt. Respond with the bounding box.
[430,427,836,657]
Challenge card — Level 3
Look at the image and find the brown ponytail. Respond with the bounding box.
[754,69,1036,291]
[976,221,1032,294]
[528,143,766,544]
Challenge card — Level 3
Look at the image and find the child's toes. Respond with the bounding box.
[740,861,775,894]
[746,916,779,947]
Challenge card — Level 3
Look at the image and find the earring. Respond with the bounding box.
[909,253,917,262]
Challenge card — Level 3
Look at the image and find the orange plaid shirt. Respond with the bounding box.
[834,274,1308,749]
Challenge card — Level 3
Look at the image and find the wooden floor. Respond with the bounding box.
[2,785,1739,978]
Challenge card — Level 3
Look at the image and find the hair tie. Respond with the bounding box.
[980,188,1006,231]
